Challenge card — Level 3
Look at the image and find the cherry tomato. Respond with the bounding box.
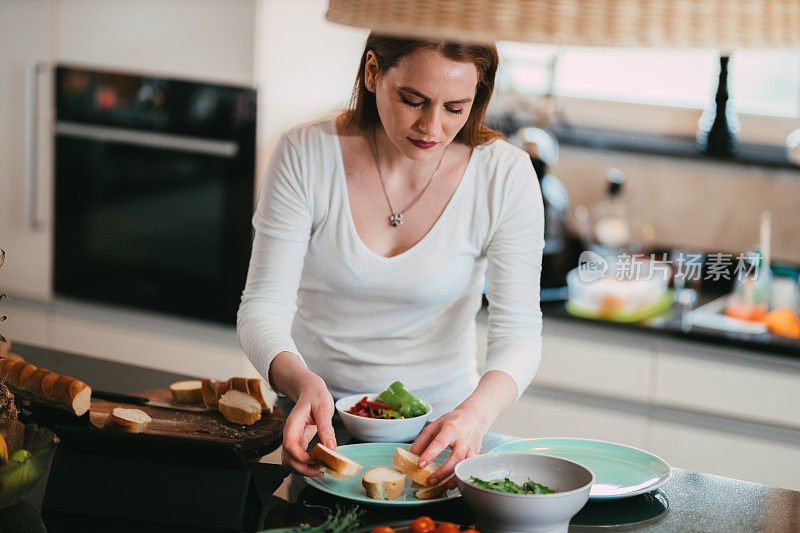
[410,516,436,533]
[370,527,395,533]
[435,523,460,533]
[461,529,481,533]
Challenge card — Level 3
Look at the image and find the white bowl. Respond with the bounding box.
[455,452,594,533]
[334,392,433,443]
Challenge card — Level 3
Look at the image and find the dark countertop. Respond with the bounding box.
[539,296,800,359]
[3,342,800,532]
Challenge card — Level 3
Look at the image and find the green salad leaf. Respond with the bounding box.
[470,476,556,495]
[374,381,428,418]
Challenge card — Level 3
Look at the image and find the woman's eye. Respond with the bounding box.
[445,106,464,115]
[400,96,423,107]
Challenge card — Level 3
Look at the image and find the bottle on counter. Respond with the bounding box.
[591,168,631,250]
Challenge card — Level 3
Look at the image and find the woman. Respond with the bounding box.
[237,33,544,486]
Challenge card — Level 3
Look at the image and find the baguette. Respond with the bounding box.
[49,375,92,416]
[201,379,220,410]
[0,360,24,384]
[10,363,37,388]
[393,447,439,486]
[246,378,277,413]
[362,466,406,500]
[229,377,249,394]
[169,380,203,404]
[217,378,233,396]
[22,368,59,397]
[309,443,363,478]
[218,390,261,425]
[105,407,152,433]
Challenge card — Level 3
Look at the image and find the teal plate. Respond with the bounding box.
[490,438,671,500]
[303,443,459,506]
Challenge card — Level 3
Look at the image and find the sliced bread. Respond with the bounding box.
[247,378,278,413]
[362,466,406,500]
[169,380,203,404]
[309,443,363,478]
[393,447,438,486]
[49,375,92,416]
[415,476,452,500]
[201,379,220,410]
[309,462,349,481]
[105,407,152,433]
[218,390,261,425]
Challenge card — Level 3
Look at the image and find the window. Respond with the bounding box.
[495,43,800,145]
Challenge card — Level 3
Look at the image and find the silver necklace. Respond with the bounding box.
[372,128,448,227]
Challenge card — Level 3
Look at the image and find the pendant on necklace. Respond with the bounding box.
[389,213,404,227]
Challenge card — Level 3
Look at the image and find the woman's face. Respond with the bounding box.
[367,48,478,162]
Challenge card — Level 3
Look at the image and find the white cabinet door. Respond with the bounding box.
[491,394,649,450]
[0,1,55,302]
[650,421,800,491]
[536,318,655,402]
[654,343,800,429]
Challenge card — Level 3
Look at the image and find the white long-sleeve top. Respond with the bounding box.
[237,117,544,417]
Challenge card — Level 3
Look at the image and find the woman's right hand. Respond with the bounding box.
[280,369,338,477]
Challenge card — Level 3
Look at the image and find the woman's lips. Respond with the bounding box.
[407,137,438,149]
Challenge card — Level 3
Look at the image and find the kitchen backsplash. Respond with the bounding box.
[554,145,800,264]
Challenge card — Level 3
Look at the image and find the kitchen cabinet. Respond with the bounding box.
[650,421,800,493]
[491,393,650,450]
[481,314,800,490]
[536,319,654,403]
[0,0,56,302]
[654,338,800,428]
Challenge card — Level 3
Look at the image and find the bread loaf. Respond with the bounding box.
[229,377,249,394]
[105,407,152,433]
[169,380,203,404]
[12,364,37,388]
[22,368,59,396]
[201,379,220,410]
[247,378,277,413]
[49,375,92,416]
[218,390,261,425]
[0,360,24,384]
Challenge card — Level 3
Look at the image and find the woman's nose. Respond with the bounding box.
[416,107,442,137]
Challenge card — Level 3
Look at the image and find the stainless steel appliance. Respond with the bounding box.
[54,66,256,324]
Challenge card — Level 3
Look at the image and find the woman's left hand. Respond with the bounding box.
[408,404,489,489]
[408,370,520,489]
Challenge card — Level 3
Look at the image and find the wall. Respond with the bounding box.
[254,0,367,195]
[555,146,800,264]
[57,0,257,86]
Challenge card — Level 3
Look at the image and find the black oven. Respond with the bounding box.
[54,66,256,324]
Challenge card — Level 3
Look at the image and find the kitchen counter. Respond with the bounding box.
[539,297,800,359]
[3,342,800,532]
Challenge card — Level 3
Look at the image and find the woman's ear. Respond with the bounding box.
[364,51,379,92]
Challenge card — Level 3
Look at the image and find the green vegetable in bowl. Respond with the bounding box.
[470,476,556,495]
[375,381,428,418]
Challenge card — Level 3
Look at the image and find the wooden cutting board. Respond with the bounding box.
[89,388,284,454]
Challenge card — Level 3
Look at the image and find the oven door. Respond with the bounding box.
[55,123,253,324]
